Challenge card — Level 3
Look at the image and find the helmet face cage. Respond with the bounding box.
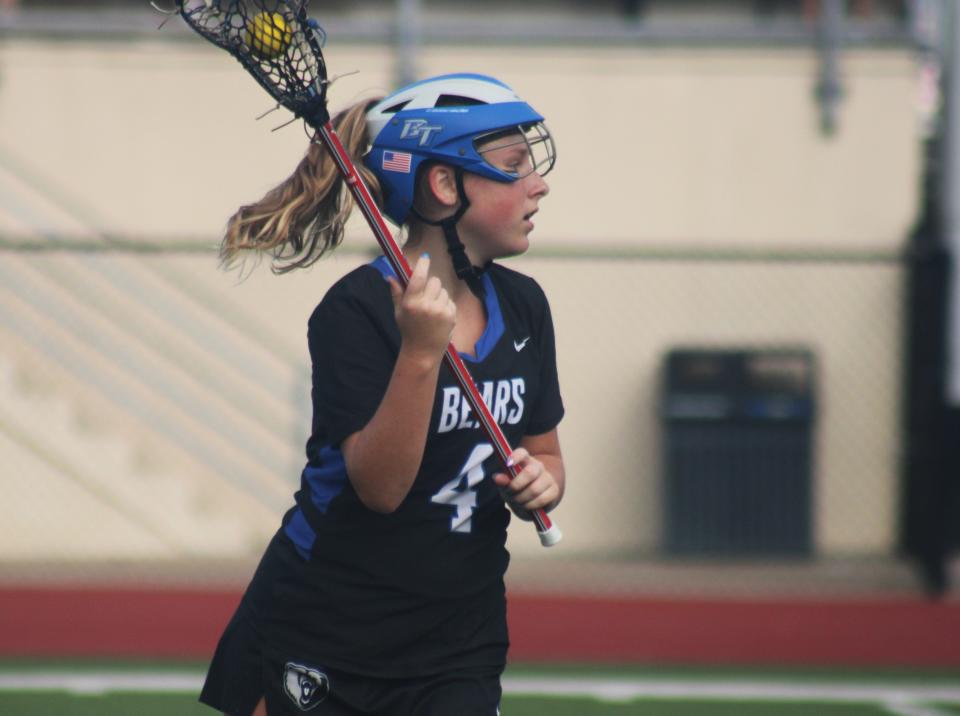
[473,122,556,182]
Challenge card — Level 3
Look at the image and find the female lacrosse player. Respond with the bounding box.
[199,73,565,716]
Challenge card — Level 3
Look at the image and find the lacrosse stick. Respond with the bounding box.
[172,0,561,546]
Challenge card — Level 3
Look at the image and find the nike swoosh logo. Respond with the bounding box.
[514,337,530,352]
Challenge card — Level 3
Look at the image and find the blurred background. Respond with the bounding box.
[0,0,958,670]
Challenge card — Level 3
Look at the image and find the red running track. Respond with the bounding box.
[0,587,958,666]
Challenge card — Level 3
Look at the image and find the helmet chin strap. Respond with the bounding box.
[409,168,489,298]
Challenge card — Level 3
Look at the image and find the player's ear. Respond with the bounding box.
[423,163,459,209]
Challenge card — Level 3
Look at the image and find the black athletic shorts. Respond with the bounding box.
[200,610,502,715]
[199,535,504,716]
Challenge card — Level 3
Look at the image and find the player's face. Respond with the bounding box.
[460,133,550,262]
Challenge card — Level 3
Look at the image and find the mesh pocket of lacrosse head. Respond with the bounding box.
[475,122,556,180]
[179,0,329,123]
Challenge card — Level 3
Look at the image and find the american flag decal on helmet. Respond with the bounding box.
[382,150,412,173]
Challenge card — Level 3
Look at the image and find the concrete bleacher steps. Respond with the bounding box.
[0,254,301,503]
[0,248,318,563]
[0,356,274,560]
[0,159,93,241]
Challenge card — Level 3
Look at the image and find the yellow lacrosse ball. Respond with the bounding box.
[246,11,292,60]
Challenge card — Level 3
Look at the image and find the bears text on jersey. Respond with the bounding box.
[437,378,525,434]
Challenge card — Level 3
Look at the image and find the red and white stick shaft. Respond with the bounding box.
[318,123,561,547]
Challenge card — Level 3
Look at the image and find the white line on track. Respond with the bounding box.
[0,672,204,695]
[881,700,955,716]
[501,677,960,704]
[0,671,958,713]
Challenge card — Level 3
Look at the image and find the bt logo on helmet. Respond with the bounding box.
[400,119,443,146]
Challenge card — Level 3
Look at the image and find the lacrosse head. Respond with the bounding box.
[177,0,330,126]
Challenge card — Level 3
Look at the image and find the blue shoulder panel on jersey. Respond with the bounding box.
[302,445,348,512]
[369,256,503,362]
[370,255,400,281]
[284,445,349,559]
[284,509,315,560]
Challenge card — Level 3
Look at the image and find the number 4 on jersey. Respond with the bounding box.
[431,443,494,534]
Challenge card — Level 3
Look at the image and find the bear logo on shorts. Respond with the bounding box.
[282,662,330,711]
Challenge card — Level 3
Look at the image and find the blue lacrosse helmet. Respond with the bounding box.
[364,73,556,227]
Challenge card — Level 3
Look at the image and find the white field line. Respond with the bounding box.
[0,672,204,695]
[880,700,955,716]
[0,671,958,712]
[501,677,960,705]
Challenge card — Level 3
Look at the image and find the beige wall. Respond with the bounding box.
[0,38,922,559]
[419,46,922,251]
[523,258,904,558]
[0,40,921,247]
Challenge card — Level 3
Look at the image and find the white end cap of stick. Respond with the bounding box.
[538,524,562,547]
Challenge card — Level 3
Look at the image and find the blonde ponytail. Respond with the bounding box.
[220,98,384,273]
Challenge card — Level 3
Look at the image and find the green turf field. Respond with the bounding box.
[1,661,959,715]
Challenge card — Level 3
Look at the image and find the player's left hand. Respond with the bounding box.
[493,448,560,519]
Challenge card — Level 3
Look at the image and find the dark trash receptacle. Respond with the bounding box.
[661,349,815,557]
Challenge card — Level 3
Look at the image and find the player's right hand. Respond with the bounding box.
[387,255,456,362]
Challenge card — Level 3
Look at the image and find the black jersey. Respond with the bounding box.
[276,256,564,677]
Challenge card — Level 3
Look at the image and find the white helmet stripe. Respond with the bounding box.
[367,75,523,139]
